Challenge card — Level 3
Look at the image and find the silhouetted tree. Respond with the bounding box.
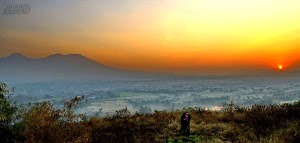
[0,82,19,142]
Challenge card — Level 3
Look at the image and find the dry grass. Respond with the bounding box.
[2,94,300,143]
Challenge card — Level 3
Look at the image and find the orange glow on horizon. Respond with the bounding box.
[1,0,300,74]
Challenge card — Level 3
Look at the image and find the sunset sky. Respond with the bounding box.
[1,0,300,74]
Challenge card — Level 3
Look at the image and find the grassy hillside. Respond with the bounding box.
[1,82,300,143]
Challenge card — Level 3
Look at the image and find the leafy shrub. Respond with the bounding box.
[20,97,89,143]
[0,82,21,142]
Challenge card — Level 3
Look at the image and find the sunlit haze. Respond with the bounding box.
[1,0,300,74]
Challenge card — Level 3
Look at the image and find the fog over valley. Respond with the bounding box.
[5,78,300,117]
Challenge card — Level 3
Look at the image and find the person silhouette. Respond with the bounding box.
[180,112,191,136]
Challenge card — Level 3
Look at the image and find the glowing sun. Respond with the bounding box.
[278,65,283,70]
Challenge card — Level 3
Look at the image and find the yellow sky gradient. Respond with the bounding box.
[1,0,300,73]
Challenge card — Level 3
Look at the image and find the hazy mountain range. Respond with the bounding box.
[0,53,160,81]
[0,53,299,81]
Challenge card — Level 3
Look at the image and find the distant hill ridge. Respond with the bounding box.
[0,53,152,81]
[1,53,299,81]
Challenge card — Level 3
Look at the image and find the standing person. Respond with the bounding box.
[180,112,186,133]
[180,112,191,136]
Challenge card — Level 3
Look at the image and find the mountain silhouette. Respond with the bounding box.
[0,53,151,81]
[1,53,299,81]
